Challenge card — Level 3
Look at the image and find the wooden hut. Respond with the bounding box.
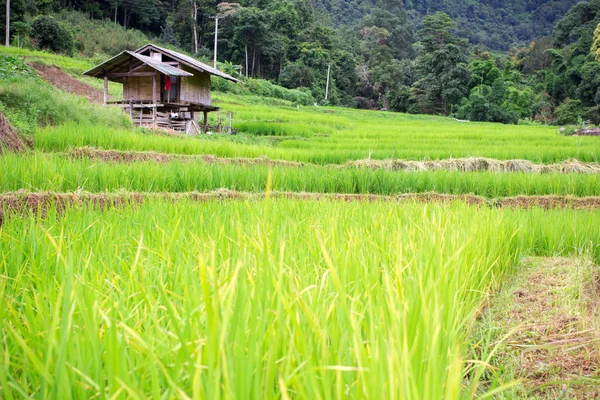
[84,44,240,132]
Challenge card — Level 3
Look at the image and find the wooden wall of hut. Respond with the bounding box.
[122,66,156,102]
[180,67,211,105]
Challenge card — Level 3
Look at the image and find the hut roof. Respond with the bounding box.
[135,44,240,83]
[84,43,241,83]
[83,51,193,80]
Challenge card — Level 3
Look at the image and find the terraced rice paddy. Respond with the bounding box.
[1,47,600,399]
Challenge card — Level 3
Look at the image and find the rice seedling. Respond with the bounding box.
[1,200,599,399]
[2,152,600,197]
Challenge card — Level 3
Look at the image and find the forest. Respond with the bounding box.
[3,0,600,125]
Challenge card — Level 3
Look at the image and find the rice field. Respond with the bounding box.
[2,152,600,197]
[35,104,600,164]
[2,201,600,399]
[2,47,600,399]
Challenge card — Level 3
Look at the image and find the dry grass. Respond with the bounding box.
[474,258,600,399]
[0,112,28,153]
[64,148,600,174]
[347,157,600,174]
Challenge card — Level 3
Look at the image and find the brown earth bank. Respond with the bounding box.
[28,62,106,103]
[2,191,600,226]
[475,258,600,399]
[65,147,600,174]
[0,112,28,153]
[67,147,305,167]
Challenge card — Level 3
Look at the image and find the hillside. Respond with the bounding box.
[2,1,600,124]
[319,0,585,50]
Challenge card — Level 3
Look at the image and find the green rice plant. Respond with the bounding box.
[234,121,336,137]
[1,200,599,399]
[35,109,600,164]
[2,152,600,197]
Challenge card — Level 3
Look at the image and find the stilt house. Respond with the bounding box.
[84,44,240,132]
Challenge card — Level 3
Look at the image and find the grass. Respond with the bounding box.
[1,200,600,399]
[3,152,600,197]
[35,112,600,165]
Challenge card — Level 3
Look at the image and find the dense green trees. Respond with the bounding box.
[4,0,600,125]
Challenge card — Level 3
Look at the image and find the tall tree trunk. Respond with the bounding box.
[114,5,117,24]
[192,0,198,54]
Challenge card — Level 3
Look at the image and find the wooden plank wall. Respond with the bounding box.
[122,66,156,101]
[180,65,211,105]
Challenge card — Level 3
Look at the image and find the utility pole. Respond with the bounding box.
[210,16,219,69]
[5,0,10,47]
[325,64,331,101]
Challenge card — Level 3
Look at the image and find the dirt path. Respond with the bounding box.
[473,258,600,398]
[28,62,106,103]
[3,191,600,226]
[0,112,28,153]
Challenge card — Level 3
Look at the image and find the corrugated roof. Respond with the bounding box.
[129,52,193,77]
[83,51,193,79]
[135,44,241,83]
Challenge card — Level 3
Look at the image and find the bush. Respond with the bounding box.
[31,16,74,56]
[555,98,583,125]
[584,105,600,125]
[54,11,149,57]
[212,76,314,106]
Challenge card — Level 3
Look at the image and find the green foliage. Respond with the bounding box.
[0,76,130,135]
[213,77,314,106]
[555,98,584,125]
[55,10,150,58]
[412,12,470,114]
[594,23,600,60]
[0,55,38,80]
[30,15,74,56]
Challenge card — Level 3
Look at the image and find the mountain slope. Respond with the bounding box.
[318,0,585,49]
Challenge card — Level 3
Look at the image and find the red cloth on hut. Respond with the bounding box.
[164,76,172,91]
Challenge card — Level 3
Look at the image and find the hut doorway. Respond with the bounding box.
[161,75,179,103]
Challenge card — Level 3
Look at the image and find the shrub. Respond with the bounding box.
[584,105,600,125]
[555,98,583,125]
[54,11,149,57]
[212,77,314,106]
[31,15,74,56]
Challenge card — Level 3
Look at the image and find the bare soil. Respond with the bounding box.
[573,128,600,137]
[481,258,600,398]
[0,112,28,153]
[29,62,106,103]
[3,191,600,226]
